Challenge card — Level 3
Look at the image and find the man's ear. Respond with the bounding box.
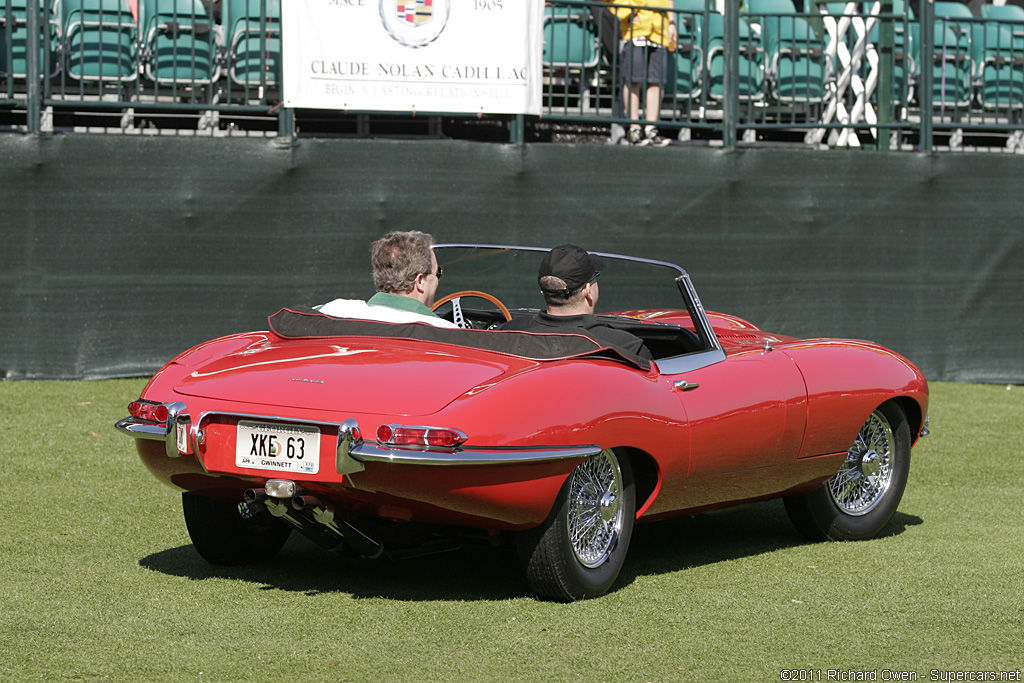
[411,272,427,294]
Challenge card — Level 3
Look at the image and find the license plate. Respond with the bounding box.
[235,420,320,474]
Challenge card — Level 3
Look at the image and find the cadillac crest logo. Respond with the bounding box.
[380,0,450,48]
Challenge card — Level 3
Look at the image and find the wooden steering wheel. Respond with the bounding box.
[431,290,512,329]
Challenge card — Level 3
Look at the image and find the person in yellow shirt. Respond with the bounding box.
[607,0,678,146]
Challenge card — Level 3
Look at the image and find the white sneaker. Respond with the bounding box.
[638,126,671,147]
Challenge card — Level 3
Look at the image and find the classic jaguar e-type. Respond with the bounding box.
[117,245,929,601]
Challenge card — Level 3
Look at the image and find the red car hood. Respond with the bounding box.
[173,338,518,416]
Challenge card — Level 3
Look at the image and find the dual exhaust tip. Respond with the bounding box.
[242,479,383,559]
[243,482,319,512]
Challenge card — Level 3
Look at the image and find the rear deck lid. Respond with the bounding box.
[174,337,517,416]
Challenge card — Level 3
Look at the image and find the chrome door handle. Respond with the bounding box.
[674,380,700,391]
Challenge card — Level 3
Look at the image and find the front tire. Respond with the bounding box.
[182,492,291,565]
[516,450,635,601]
[784,402,911,542]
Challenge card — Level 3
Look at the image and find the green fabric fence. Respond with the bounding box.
[1,134,1021,383]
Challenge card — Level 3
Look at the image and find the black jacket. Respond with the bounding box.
[501,312,653,360]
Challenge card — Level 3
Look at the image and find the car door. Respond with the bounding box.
[655,346,808,510]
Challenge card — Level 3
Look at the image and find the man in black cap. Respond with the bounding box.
[501,244,652,360]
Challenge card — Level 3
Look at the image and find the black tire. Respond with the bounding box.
[784,401,912,542]
[516,450,635,601]
[182,492,291,565]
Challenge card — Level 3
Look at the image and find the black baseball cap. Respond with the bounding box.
[538,244,604,292]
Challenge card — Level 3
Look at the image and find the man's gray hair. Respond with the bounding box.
[540,275,584,308]
[371,231,434,294]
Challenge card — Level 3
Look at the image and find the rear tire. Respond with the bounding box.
[784,402,911,542]
[516,450,635,601]
[182,492,291,565]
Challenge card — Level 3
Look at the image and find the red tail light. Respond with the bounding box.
[129,401,169,423]
[376,424,467,449]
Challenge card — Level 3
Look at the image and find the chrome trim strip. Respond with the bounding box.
[350,442,601,466]
[655,348,727,375]
[115,416,168,439]
[198,409,346,431]
[123,407,600,468]
[336,418,365,475]
[434,243,688,276]
[115,402,190,458]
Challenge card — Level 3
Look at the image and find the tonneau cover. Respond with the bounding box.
[268,307,651,371]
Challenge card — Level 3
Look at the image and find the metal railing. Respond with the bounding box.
[546,0,1024,151]
[4,0,1024,150]
[2,0,286,135]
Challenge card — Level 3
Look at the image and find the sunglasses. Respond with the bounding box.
[425,265,443,281]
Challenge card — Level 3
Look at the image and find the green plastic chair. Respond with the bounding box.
[542,4,599,71]
[665,0,708,101]
[747,0,829,104]
[139,0,218,86]
[59,0,136,82]
[973,3,1024,110]
[907,2,974,110]
[705,11,765,102]
[910,20,974,109]
[225,0,279,89]
[542,4,600,109]
[1,0,58,80]
[858,0,916,106]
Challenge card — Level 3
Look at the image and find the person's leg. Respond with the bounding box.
[620,43,644,144]
[638,47,670,146]
[645,83,662,126]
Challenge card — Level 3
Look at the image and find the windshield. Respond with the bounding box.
[433,245,689,314]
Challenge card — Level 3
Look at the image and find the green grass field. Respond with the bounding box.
[0,380,1021,682]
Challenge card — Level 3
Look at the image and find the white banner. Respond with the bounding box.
[282,0,544,116]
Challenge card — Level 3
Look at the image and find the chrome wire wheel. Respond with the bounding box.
[518,449,635,600]
[567,450,624,568]
[828,409,896,516]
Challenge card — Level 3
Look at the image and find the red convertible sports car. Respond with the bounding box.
[117,245,929,601]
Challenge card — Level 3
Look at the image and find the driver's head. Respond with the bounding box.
[371,231,440,306]
[538,244,603,312]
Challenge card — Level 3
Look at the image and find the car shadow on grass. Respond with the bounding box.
[138,500,922,602]
[621,501,923,586]
[140,538,535,602]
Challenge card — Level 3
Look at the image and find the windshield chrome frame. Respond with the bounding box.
[433,243,724,369]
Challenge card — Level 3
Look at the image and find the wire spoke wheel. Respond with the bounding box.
[567,450,624,568]
[783,401,912,542]
[516,449,635,601]
[828,410,896,516]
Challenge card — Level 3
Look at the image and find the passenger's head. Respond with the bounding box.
[538,244,603,313]
[371,231,441,305]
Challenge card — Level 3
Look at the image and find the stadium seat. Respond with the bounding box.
[225,0,279,90]
[542,4,600,72]
[915,1,974,110]
[59,0,137,83]
[664,0,707,105]
[746,0,830,105]
[1,0,58,81]
[542,4,600,109]
[705,11,765,103]
[138,0,218,87]
[981,0,1024,34]
[972,4,1024,110]
[861,0,916,107]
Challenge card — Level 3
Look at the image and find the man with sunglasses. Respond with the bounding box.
[501,244,652,359]
[317,231,456,328]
